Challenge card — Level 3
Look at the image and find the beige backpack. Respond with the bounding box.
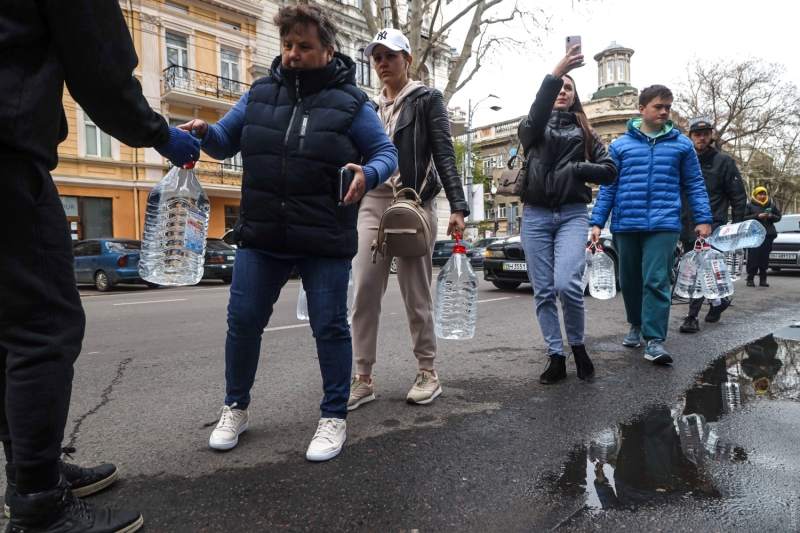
[371,182,433,263]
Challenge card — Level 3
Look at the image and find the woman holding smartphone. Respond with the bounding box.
[518,45,617,384]
[347,28,469,410]
[744,186,782,287]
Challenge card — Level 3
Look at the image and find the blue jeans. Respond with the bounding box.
[225,248,352,419]
[520,203,589,356]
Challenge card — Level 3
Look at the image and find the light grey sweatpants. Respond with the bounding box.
[350,192,439,376]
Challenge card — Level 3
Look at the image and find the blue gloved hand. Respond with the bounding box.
[155,127,201,167]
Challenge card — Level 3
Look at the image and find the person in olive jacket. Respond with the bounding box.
[348,29,470,410]
[744,186,782,287]
[518,47,617,385]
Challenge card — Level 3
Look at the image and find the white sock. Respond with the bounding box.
[711,298,722,306]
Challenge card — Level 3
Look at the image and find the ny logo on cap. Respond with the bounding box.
[377,30,388,40]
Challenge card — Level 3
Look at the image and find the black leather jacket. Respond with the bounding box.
[518,75,616,208]
[373,87,469,216]
[680,147,747,242]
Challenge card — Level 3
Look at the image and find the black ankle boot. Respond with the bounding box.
[4,463,15,517]
[760,278,769,287]
[746,277,756,287]
[7,475,142,533]
[540,354,567,384]
[571,344,595,380]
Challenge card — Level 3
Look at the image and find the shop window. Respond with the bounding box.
[357,48,371,87]
[84,115,111,158]
[60,196,113,240]
[224,204,240,231]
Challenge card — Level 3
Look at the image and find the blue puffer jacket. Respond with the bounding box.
[590,119,712,233]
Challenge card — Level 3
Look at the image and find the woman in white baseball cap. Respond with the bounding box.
[348,28,470,410]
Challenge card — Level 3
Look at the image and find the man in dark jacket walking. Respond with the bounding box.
[1,1,198,531]
[678,116,747,333]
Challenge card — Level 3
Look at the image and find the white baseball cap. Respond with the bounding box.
[364,28,411,57]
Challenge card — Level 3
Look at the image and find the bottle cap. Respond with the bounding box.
[182,159,197,170]
[453,233,466,255]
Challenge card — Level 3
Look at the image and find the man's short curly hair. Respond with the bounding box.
[273,4,338,49]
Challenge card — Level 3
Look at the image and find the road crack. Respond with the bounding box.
[67,358,132,447]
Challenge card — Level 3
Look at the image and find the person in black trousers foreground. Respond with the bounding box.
[744,187,782,287]
[0,1,198,531]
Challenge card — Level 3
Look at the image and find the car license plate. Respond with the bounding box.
[503,262,526,271]
[770,253,797,260]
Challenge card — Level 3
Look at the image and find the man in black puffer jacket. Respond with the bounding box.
[678,116,747,333]
[1,1,198,531]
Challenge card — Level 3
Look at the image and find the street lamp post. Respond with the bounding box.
[465,95,501,223]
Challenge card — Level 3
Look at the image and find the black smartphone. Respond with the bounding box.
[337,167,355,203]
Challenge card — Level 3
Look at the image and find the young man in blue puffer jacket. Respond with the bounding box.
[590,85,712,365]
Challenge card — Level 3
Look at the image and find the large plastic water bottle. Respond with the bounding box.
[140,162,209,286]
[699,243,734,299]
[724,249,745,281]
[707,220,766,251]
[674,242,705,299]
[581,245,593,292]
[678,413,709,464]
[296,270,355,322]
[588,246,616,300]
[297,282,309,320]
[434,235,479,340]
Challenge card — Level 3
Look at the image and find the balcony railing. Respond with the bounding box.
[194,161,243,186]
[163,66,248,102]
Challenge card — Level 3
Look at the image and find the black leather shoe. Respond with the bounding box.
[746,278,756,287]
[571,344,595,380]
[7,476,143,533]
[5,449,119,518]
[540,354,567,384]
[59,448,119,498]
[705,297,731,323]
[760,279,769,287]
[679,314,700,333]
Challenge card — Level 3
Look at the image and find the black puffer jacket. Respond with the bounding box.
[373,87,469,216]
[680,147,747,242]
[744,199,782,236]
[518,75,616,208]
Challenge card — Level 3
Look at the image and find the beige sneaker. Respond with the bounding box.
[209,405,249,450]
[347,375,376,411]
[306,418,346,461]
[407,370,442,405]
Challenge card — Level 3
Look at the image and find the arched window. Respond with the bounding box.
[357,48,371,87]
[418,63,431,86]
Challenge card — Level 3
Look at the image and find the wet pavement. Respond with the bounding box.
[3,274,800,531]
[551,329,800,532]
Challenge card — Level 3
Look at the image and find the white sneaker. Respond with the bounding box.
[209,404,249,450]
[306,418,346,462]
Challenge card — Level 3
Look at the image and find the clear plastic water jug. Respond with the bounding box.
[140,162,209,286]
[588,246,616,300]
[435,236,479,340]
[674,242,704,299]
[707,220,766,251]
[581,245,593,293]
[699,243,734,299]
[721,382,741,414]
[724,249,745,281]
[296,270,354,322]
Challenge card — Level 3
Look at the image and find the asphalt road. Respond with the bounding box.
[3,269,800,532]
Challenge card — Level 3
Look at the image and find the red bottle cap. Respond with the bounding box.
[453,233,466,255]
[182,159,197,170]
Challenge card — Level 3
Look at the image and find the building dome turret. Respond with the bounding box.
[591,41,636,101]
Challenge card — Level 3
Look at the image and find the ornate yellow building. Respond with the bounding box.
[55,0,263,241]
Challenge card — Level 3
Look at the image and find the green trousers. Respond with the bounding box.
[612,231,679,342]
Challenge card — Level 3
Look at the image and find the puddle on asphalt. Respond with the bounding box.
[548,326,800,515]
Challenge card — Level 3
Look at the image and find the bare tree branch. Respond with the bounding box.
[360,0,380,37]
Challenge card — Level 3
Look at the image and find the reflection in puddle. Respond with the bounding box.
[553,331,800,514]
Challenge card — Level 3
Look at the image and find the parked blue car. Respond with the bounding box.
[72,239,157,292]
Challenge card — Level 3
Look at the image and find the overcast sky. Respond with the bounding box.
[446,0,800,127]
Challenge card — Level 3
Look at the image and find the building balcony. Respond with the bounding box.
[195,161,243,187]
[162,66,249,112]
